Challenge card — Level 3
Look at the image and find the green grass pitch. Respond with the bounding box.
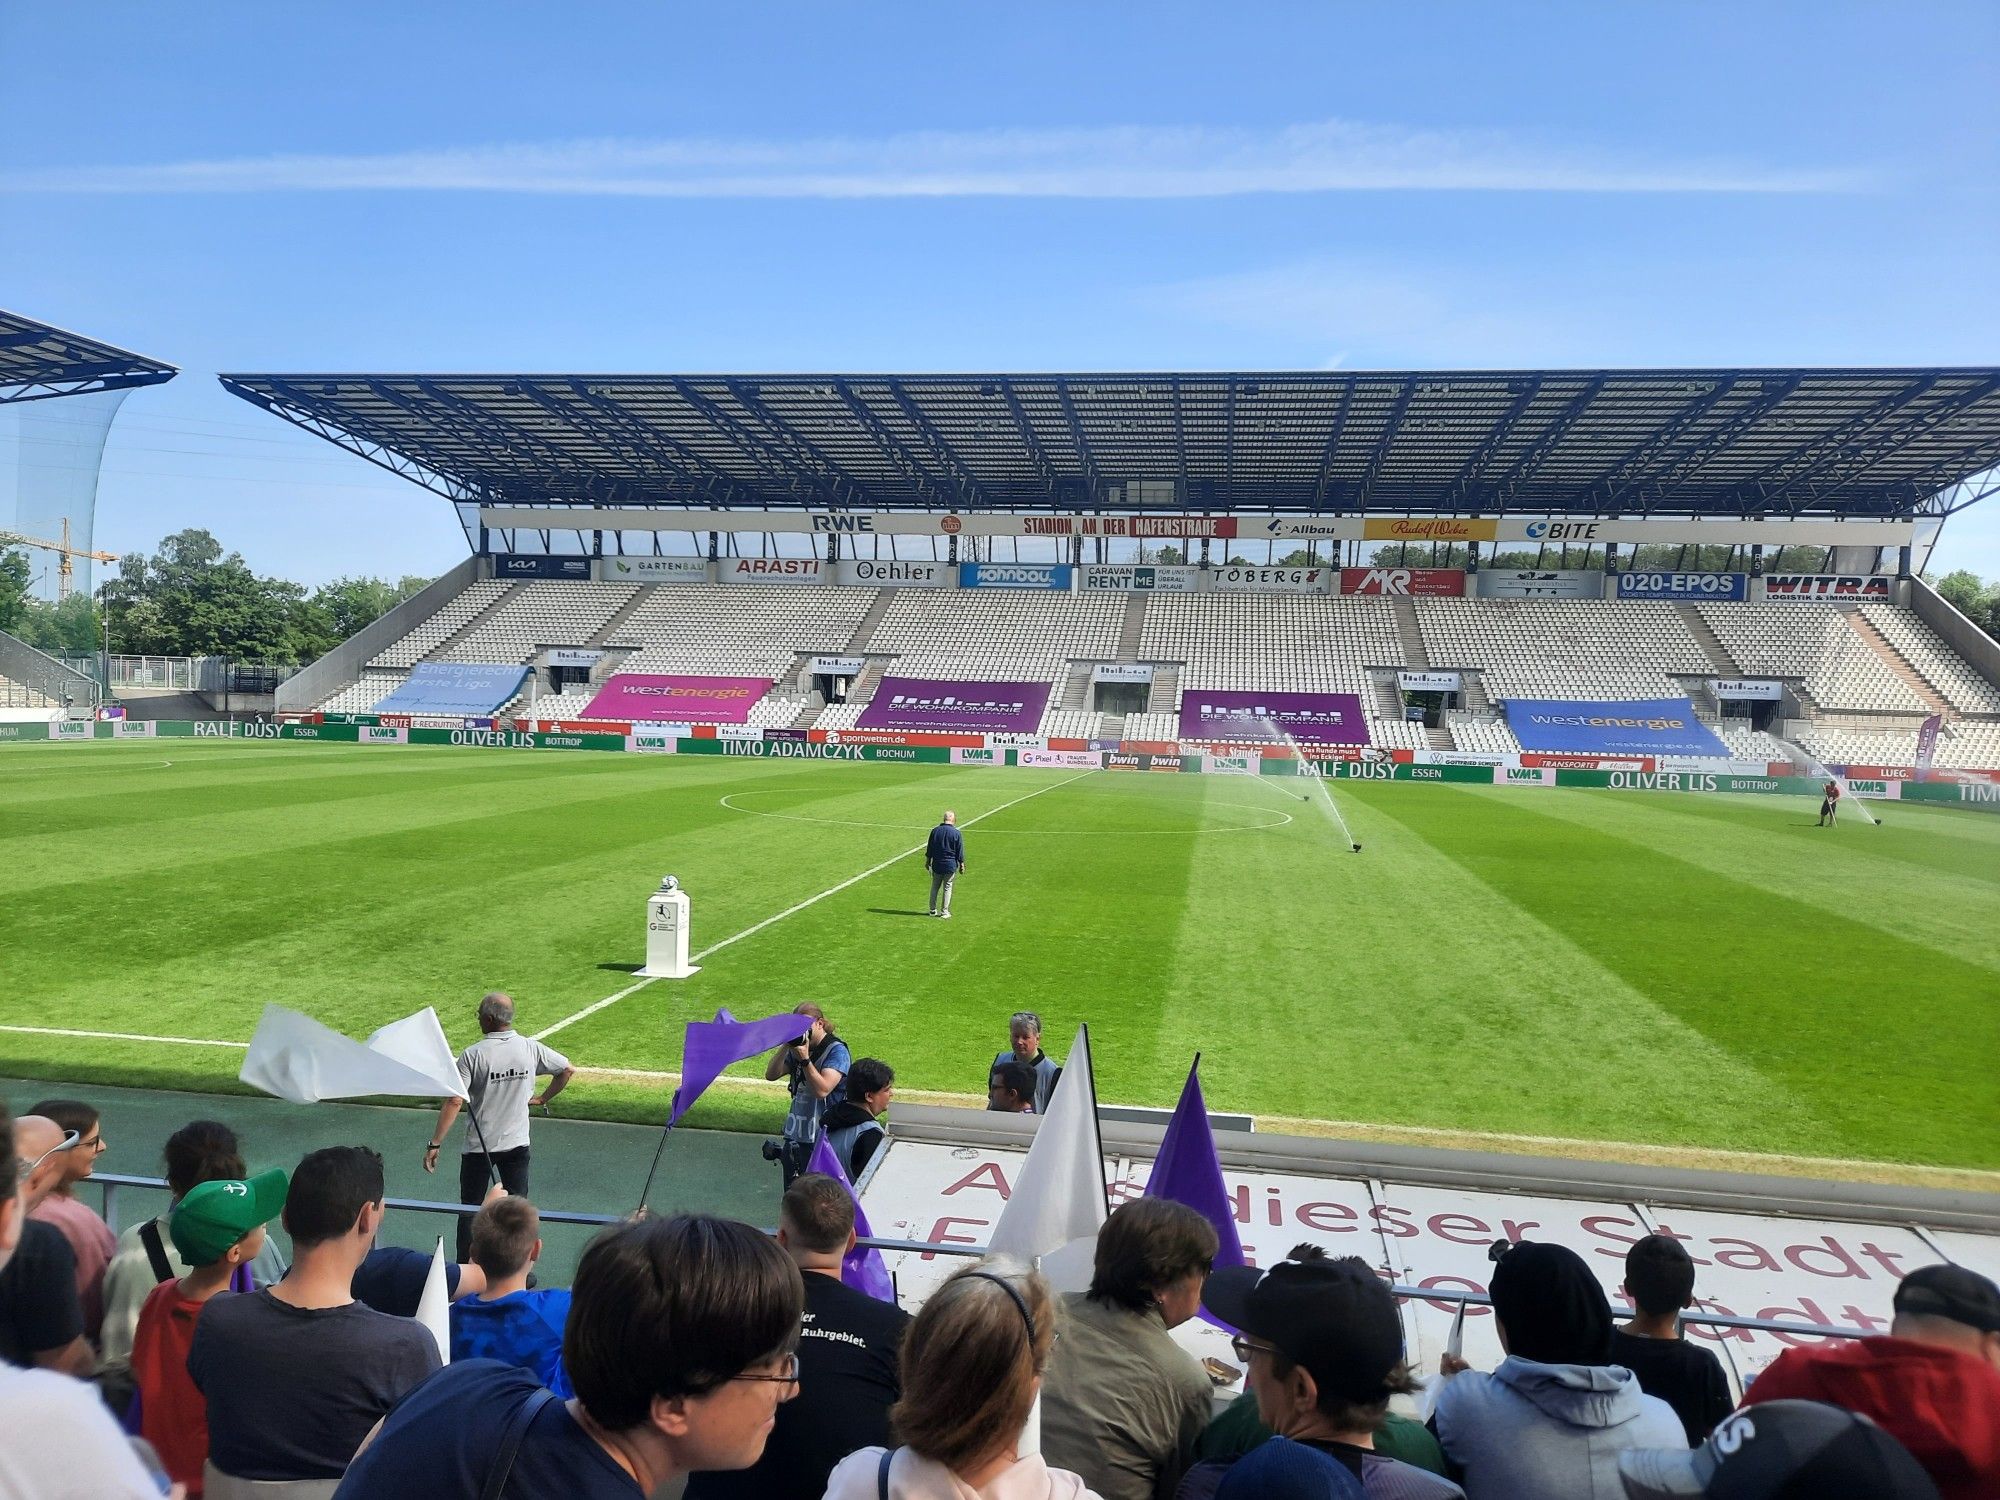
[3,739,1996,1173]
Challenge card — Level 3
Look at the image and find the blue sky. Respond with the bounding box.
[2,1,1996,590]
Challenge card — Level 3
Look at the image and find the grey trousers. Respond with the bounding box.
[928,868,957,913]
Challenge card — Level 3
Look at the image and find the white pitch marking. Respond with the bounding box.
[530,767,1101,1042]
[0,1023,247,1049]
[717,789,1289,835]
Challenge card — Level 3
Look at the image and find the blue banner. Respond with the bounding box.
[1504,697,1729,757]
[491,553,592,580]
[1615,571,1748,601]
[375,662,530,716]
[958,562,1073,591]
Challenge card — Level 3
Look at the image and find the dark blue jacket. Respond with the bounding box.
[925,822,965,873]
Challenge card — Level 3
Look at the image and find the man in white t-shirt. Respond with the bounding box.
[423,993,574,1258]
[0,1099,174,1500]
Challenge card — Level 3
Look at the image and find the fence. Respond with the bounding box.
[87,1171,1871,1341]
[53,654,296,693]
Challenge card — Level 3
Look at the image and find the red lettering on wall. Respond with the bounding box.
[1429,1213,1493,1246]
[942,1162,1012,1199]
[922,1217,987,1261]
[1501,1219,1542,1242]
[1712,1238,1783,1273]
[1759,1297,1848,1348]
[1370,1205,1418,1239]
[1645,1223,1712,1267]
[1296,1202,1359,1233]
[1414,1275,1492,1318]
[1582,1214,1644,1257]
[1858,1243,1910,1280]
[1684,1298,1755,1345]
[1785,1236,1868,1281]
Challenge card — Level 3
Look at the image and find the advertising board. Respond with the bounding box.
[1361,518,1497,543]
[832,558,952,588]
[594,556,710,584]
[1615,571,1749,601]
[859,676,1051,734]
[1338,567,1466,597]
[1475,570,1605,600]
[1505,698,1728,758]
[491,553,591,580]
[718,556,823,585]
[1212,565,1330,594]
[1017,749,1104,769]
[958,562,1073,591]
[1396,670,1461,693]
[581,674,773,723]
[1179,690,1370,745]
[809,656,868,676]
[1080,565,1201,593]
[374,662,530,717]
[1763,574,1892,601]
[1090,664,1155,684]
[545,648,603,669]
[1711,679,1783,701]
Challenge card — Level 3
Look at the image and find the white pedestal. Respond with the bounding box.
[639,886,699,978]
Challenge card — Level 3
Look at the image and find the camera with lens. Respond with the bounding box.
[760,1138,786,1163]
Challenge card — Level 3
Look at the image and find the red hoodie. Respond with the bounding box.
[1742,1335,2000,1500]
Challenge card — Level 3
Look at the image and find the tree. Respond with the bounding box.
[14,594,103,654]
[1276,548,1321,568]
[0,548,30,633]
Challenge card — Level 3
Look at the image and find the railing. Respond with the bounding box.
[88,1172,1871,1339]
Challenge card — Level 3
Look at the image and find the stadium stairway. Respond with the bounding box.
[586,588,656,649]
[1390,595,1430,668]
[839,588,896,655]
[1116,592,1149,658]
[1058,663,1095,712]
[1145,664,1180,714]
[1675,603,1741,677]
[1845,611,1958,721]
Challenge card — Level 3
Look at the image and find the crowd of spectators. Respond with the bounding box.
[3,1059,1996,1500]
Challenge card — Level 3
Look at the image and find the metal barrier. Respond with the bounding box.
[90,1172,1872,1339]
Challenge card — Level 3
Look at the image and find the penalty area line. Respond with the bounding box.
[530,766,1100,1043]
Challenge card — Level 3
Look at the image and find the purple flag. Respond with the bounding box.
[1914,713,1942,782]
[670,1008,809,1127]
[1143,1059,1245,1270]
[806,1135,897,1303]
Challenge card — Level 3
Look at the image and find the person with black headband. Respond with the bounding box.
[1182,1254,1461,1498]
[824,1260,1102,1499]
[1431,1239,1682,1500]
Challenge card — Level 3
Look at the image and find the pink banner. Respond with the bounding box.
[582,674,773,723]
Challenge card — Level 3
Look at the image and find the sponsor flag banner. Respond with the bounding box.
[859,676,1050,734]
[1615,572,1749,601]
[805,1135,897,1303]
[240,1005,467,1104]
[1143,1059,1246,1273]
[583,674,773,723]
[1339,567,1466,597]
[1914,713,1942,781]
[989,1025,1107,1291]
[374,662,529,717]
[1504,697,1729,758]
[1179,689,1371,745]
[671,1009,815,1127]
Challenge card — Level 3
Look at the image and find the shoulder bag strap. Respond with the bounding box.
[876,1446,896,1500]
[481,1386,558,1500]
[138,1219,174,1283]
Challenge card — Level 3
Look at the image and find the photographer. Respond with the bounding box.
[762,1003,849,1186]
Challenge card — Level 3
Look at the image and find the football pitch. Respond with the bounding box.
[3,739,1996,1175]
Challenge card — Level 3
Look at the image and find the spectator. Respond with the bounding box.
[1182,1256,1463,1498]
[763,1002,849,1186]
[1040,1198,1219,1500]
[450,1195,571,1396]
[1432,1239,1682,1500]
[825,1260,1100,1499]
[189,1146,440,1485]
[821,1057,894,1180]
[1612,1234,1734,1444]
[335,1214,805,1499]
[100,1120,288,1408]
[0,1098,171,1500]
[424,991,575,1259]
[1194,1247,1450,1480]
[689,1174,911,1500]
[26,1097,116,1342]
[992,1012,1063,1114]
[1737,1262,2000,1500]
[1619,1400,1942,1500]
[0,1113,91,1376]
[131,1169,289,1497]
[349,1181,497,1318]
[987,1060,1038,1115]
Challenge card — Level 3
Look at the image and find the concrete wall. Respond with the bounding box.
[1909,575,2000,694]
[275,555,480,712]
[0,628,99,707]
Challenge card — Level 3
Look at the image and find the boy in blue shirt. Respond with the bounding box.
[449,1195,571,1396]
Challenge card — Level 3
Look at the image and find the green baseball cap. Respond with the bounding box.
[171,1169,289,1266]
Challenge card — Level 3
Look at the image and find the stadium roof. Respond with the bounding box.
[0,310,177,404]
[220,367,2000,520]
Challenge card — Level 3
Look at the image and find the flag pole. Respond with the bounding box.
[635,1093,679,1213]
[463,1100,501,1188]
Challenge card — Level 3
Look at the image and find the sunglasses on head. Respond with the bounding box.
[18,1129,81,1179]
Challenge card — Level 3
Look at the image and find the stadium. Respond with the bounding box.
[5,313,2000,1491]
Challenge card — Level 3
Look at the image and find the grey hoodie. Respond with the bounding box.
[1433,1355,1685,1500]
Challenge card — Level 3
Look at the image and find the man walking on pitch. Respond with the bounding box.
[925,808,965,919]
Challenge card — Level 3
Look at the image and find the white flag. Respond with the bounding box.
[240,1004,467,1104]
[415,1237,452,1364]
[988,1024,1107,1286]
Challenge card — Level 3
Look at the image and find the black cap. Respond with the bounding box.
[1200,1257,1404,1405]
[1893,1263,2000,1334]
[1619,1401,1940,1500]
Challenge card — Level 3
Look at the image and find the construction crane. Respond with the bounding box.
[0,518,117,601]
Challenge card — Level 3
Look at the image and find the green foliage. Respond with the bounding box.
[12,593,103,654]
[1930,570,2000,639]
[0,549,30,633]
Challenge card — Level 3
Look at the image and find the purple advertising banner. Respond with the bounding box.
[1178,690,1371,745]
[858,676,1051,733]
[582,673,773,723]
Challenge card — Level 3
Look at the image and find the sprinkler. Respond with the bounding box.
[1352,843,1363,853]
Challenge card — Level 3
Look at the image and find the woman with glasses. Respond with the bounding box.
[825,1260,1101,1500]
[27,1097,115,1343]
[337,1214,805,1499]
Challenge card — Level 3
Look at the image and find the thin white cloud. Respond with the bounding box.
[0,120,1864,197]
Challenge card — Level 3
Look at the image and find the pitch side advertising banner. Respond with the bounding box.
[718,556,823,585]
[1080,565,1201,593]
[833,558,952,588]
[594,556,710,584]
[374,662,530,716]
[1505,697,1729,757]
[1475,570,1605,600]
[1212,565,1331,593]
[1339,567,1467,597]
[1762,574,1892,601]
[958,562,1073,590]
[1179,690,1371,745]
[1018,748,1105,769]
[859,676,1051,733]
[491,553,592,580]
[581,674,773,723]
[1615,571,1749,601]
